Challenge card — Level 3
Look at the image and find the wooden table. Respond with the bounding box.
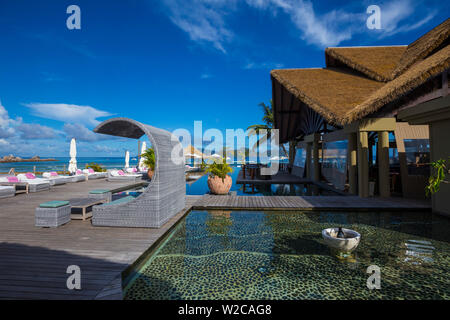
[68,198,105,221]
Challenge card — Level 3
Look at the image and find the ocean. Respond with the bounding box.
[0,157,139,173]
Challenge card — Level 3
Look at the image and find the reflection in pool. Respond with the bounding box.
[113,166,339,197]
[124,210,450,300]
[186,166,338,196]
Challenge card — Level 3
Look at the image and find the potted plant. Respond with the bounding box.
[206,159,233,195]
[141,148,156,179]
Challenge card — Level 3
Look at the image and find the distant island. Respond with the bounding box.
[0,155,57,163]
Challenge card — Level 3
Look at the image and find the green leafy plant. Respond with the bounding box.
[200,159,207,171]
[85,163,106,172]
[247,100,289,159]
[141,148,156,170]
[205,159,232,182]
[425,158,449,196]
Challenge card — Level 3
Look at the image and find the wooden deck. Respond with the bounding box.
[0,179,430,300]
[192,194,431,211]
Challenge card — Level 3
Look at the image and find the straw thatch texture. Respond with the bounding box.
[392,18,450,78]
[326,46,407,81]
[342,45,450,124]
[271,68,384,124]
[92,118,185,228]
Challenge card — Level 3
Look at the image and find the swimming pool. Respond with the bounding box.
[124,210,450,300]
[112,166,339,197]
[186,166,338,196]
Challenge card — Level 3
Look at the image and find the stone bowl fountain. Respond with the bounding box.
[322,227,361,253]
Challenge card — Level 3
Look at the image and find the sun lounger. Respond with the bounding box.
[82,169,102,180]
[42,172,71,186]
[107,169,142,182]
[17,173,51,193]
[0,176,29,194]
[0,186,15,199]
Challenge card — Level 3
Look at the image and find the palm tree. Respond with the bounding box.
[247,101,288,160]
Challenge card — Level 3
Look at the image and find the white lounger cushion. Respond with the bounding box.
[110,170,141,177]
[42,172,72,182]
[0,186,15,198]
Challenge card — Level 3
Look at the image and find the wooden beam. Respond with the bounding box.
[357,131,369,198]
[345,118,397,133]
[348,133,357,195]
[378,131,390,198]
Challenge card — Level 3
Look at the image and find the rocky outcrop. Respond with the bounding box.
[0,154,56,163]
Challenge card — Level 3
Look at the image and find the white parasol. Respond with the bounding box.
[68,138,77,173]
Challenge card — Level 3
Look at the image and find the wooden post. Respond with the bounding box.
[348,133,357,194]
[306,143,312,179]
[313,137,320,182]
[378,131,390,197]
[357,131,369,197]
[33,166,36,175]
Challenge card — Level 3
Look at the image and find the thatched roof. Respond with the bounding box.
[342,45,450,124]
[271,68,384,124]
[183,145,205,157]
[392,18,450,78]
[271,18,450,131]
[326,46,407,81]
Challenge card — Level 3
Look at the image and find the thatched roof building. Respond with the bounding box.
[272,18,450,143]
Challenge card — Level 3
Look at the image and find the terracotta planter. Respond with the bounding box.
[207,175,232,195]
[147,169,154,179]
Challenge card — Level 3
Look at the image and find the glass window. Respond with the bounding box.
[293,148,306,167]
[404,139,430,176]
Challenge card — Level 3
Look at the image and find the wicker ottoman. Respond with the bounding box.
[35,201,71,228]
[89,189,112,203]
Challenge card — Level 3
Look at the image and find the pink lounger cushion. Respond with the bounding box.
[25,173,36,179]
[117,170,125,176]
[50,172,58,177]
[88,169,95,173]
[7,176,19,183]
[76,169,82,175]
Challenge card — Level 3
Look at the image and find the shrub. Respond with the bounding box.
[425,158,449,196]
[205,159,232,182]
[85,163,106,172]
[141,148,156,170]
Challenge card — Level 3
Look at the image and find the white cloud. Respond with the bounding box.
[63,123,112,142]
[161,0,437,51]
[24,103,113,126]
[162,0,234,53]
[378,0,437,37]
[244,61,284,70]
[0,101,17,138]
[17,123,58,140]
[91,145,120,154]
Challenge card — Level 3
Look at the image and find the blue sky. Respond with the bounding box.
[0,0,448,157]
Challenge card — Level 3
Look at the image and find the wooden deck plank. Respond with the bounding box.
[0,178,193,300]
[0,176,431,300]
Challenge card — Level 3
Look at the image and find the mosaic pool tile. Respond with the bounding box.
[124,210,450,300]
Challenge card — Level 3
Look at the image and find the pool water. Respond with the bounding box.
[124,210,450,300]
[186,166,338,196]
